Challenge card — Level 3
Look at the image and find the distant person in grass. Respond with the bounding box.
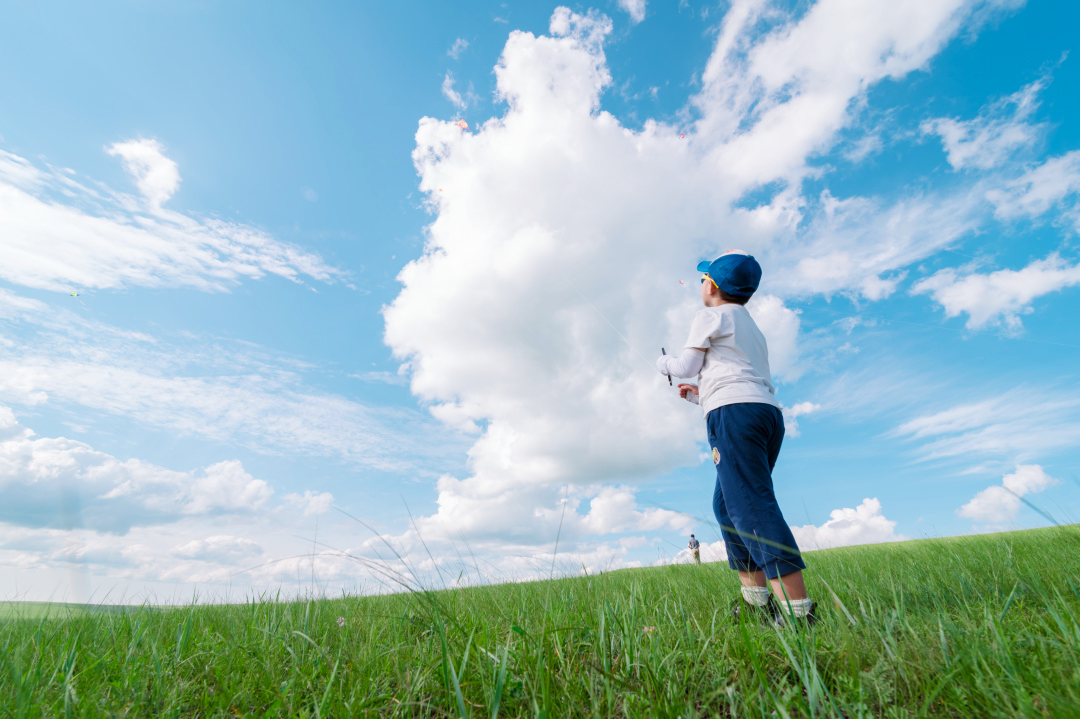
[688,534,701,564]
[657,251,817,626]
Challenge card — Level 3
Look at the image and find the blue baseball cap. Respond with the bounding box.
[696,250,761,298]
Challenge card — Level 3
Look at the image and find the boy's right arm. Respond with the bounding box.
[655,347,705,378]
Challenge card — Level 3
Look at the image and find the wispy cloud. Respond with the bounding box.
[447,37,469,60]
[350,370,409,386]
[893,387,1080,464]
[0,144,343,293]
[441,72,478,111]
[0,289,457,470]
[617,0,647,25]
[922,72,1050,171]
[987,150,1080,225]
[105,139,181,208]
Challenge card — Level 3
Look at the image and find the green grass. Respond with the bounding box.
[3,526,1080,717]
[0,604,133,623]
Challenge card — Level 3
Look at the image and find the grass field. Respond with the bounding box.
[3,526,1080,717]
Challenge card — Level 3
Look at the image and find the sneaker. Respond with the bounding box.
[773,600,819,629]
[731,594,780,623]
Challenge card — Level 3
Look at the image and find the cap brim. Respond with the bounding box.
[696,260,711,272]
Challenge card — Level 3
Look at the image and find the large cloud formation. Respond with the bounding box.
[383,1,1024,554]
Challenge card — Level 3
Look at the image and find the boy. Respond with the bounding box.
[688,534,701,564]
[656,250,816,626]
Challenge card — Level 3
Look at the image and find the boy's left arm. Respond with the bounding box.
[677,384,699,404]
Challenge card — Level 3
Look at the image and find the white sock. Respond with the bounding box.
[741,586,771,606]
[782,598,814,617]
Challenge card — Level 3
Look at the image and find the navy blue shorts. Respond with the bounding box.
[707,402,805,579]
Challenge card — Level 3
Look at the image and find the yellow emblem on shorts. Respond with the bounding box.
[712,447,720,465]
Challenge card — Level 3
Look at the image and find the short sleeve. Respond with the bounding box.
[684,308,727,349]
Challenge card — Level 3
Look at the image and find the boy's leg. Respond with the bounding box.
[770,571,807,601]
[710,409,776,617]
[711,403,806,585]
[709,428,761,579]
[759,405,810,602]
[739,570,767,588]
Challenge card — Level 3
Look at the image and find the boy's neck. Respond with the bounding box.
[703,296,728,308]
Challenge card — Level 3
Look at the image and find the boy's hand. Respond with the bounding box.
[677,383,699,404]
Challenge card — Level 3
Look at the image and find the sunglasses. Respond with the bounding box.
[701,273,719,289]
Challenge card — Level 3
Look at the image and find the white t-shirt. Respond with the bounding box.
[684,304,779,415]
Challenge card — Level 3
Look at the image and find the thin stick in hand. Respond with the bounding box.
[661,348,672,386]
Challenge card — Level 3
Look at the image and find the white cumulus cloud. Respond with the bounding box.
[782,401,820,437]
[913,253,1080,331]
[747,294,803,381]
[0,405,271,534]
[958,464,1059,523]
[173,535,263,562]
[0,408,374,601]
[406,479,692,549]
[385,2,1010,555]
[285,490,336,516]
[790,497,907,551]
[661,497,905,563]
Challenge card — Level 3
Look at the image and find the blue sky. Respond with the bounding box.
[1,0,1079,602]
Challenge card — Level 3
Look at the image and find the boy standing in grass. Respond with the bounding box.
[656,251,816,626]
[688,534,701,564]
